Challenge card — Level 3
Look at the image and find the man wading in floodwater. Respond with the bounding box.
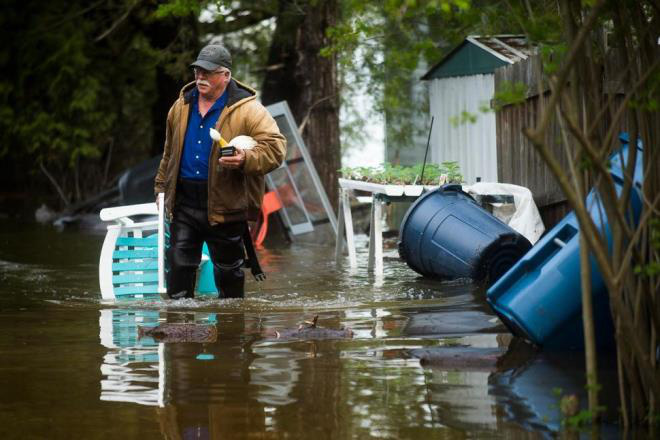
[154,44,286,299]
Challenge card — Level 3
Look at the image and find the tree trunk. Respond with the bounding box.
[147,13,199,157]
[261,0,341,209]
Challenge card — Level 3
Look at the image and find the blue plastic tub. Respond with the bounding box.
[487,138,643,349]
[398,184,531,283]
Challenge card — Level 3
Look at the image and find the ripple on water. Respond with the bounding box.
[0,219,626,438]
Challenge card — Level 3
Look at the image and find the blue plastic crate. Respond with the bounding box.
[487,138,643,349]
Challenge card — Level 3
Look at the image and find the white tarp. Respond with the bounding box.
[462,182,545,244]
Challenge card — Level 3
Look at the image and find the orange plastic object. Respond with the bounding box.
[254,191,283,246]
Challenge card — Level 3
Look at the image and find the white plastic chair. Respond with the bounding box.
[98,193,166,300]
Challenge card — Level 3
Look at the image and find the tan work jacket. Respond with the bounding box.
[154,80,286,223]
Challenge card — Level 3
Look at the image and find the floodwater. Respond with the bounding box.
[0,217,624,439]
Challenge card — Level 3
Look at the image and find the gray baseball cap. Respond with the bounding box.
[190,44,232,71]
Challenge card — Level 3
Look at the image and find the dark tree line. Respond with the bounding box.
[0,1,193,210]
[0,0,339,213]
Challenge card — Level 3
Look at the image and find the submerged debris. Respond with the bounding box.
[271,316,353,340]
[137,323,217,343]
[408,335,537,371]
[409,347,505,370]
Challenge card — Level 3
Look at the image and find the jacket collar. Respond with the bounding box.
[226,79,254,107]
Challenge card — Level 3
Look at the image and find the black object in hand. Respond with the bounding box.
[221,146,236,157]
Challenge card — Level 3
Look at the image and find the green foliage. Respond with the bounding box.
[339,160,462,184]
[563,408,602,428]
[0,0,188,206]
[441,160,462,182]
[651,218,660,249]
[630,68,660,112]
[155,1,277,95]
[155,0,202,18]
[2,3,110,166]
[552,386,606,430]
[327,0,533,156]
[449,110,477,127]
[1,0,280,207]
[539,42,568,75]
[492,81,528,110]
[584,374,602,393]
[329,1,472,153]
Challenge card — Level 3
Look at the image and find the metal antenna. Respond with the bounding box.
[420,116,434,184]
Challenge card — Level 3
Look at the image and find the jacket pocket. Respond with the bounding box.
[209,168,248,214]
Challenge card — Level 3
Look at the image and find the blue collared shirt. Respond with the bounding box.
[180,88,229,180]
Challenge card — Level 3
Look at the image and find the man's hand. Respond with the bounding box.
[219,147,245,170]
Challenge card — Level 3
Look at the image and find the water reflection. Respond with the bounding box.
[159,315,265,437]
[411,334,621,438]
[411,334,524,433]
[99,309,223,407]
[99,308,268,436]
[96,302,617,437]
[250,343,302,406]
[99,309,163,406]
[0,214,625,438]
[489,350,621,437]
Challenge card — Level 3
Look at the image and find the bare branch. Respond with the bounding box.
[600,57,660,160]
[39,161,69,207]
[523,127,615,283]
[28,0,107,36]
[251,63,285,74]
[298,95,334,134]
[529,0,606,140]
[554,106,581,193]
[616,194,660,284]
[558,94,636,244]
[95,2,136,42]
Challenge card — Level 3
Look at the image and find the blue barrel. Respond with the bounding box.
[398,184,532,283]
[487,139,643,349]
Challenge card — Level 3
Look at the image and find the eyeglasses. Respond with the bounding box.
[193,67,229,77]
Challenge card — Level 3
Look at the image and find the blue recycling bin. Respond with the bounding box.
[398,184,532,283]
[487,135,643,349]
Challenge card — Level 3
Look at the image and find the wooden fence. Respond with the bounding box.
[495,56,571,227]
[494,54,628,228]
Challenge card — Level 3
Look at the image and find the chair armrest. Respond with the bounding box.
[99,194,164,222]
[100,203,157,222]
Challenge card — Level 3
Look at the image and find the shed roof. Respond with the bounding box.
[422,35,531,80]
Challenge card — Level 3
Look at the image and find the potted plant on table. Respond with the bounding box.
[338,162,463,196]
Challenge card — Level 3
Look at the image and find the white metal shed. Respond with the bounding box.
[422,35,531,184]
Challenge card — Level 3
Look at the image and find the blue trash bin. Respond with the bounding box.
[398,184,532,283]
[487,137,643,349]
[610,132,643,187]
